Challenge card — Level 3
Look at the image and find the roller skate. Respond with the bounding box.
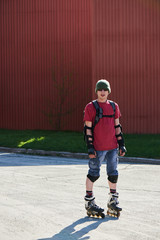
[85,196,105,218]
[107,192,122,218]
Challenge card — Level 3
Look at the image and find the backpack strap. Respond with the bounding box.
[92,100,103,128]
[103,100,115,118]
[92,100,116,128]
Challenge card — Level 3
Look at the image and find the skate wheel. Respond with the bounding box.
[107,211,112,217]
[107,209,118,218]
[117,212,120,218]
[87,212,91,217]
[101,213,105,218]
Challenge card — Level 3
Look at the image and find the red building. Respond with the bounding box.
[0,0,160,133]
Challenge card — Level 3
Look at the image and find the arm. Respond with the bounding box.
[84,121,96,158]
[114,118,127,156]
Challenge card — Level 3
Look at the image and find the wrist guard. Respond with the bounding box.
[83,125,95,155]
[117,138,127,153]
[88,147,95,155]
[115,124,127,153]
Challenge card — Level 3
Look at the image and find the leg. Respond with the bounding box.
[106,149,122,217]
[86,177,93,192]
[85,174,99,200]
[86,151,106,195]
[106,148,119,191]
[108,181,117,192]
[85,153,105,218]
[85,175,104,218]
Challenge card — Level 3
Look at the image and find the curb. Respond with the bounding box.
[0,146,160,165]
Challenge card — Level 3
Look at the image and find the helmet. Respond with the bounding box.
[95,79,111,94]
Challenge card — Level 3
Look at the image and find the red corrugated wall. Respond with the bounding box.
[0,0,160,133]
[0,0,92,131]
[91,0,160,133]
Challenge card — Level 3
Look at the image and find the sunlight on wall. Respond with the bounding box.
[18,137,45,147]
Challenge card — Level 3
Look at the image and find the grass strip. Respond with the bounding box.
[0,129,160,159]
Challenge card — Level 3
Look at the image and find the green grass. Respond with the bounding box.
[0,129,86,153]
[125,134,160,159]
[0,129,160,159]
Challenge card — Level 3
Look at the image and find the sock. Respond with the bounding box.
[110,189,116,194]
[86,191,93,197]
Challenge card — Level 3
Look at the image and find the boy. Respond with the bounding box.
[83,79,126,218]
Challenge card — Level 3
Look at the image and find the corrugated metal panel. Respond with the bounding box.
[0,0,160,133]
[91,0,160,133]
[0,0,92,131]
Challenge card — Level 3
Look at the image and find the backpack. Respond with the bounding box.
[92,100,115,128]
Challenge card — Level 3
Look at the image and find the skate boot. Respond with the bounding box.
[85,195,105,218]
[107,192,122,218]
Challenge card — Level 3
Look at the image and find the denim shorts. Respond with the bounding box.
[88,148,119,177]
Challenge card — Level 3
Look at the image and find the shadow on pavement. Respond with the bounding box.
[38,216,117,240]
[0,152,88,167]
[1,152,158,167]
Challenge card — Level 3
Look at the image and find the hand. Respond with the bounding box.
[119,146,127,156]
[89,152,96,159]
[119,149,126,156]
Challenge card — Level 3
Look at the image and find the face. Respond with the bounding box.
[97,89,109,102]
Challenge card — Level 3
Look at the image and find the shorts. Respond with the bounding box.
[88,148,119,177]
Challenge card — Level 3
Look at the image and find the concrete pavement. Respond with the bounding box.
[0,152,160,240]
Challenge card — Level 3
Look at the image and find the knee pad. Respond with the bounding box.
[108,175,118,183]
[87,174,99,183]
